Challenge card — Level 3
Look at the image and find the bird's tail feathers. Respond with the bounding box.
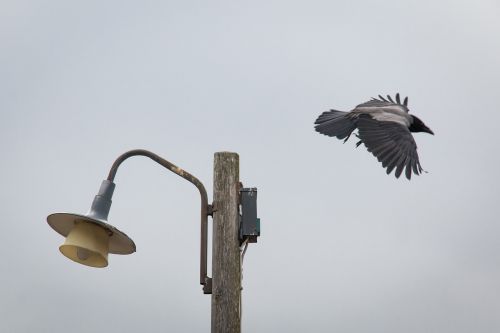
[314,110,357,141]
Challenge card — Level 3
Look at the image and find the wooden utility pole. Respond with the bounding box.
[211,152,241,333]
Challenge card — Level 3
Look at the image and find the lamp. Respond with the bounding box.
[47,180,136,268]
[46,149,212,293]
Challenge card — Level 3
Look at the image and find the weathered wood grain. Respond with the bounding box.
[211,152,241,333]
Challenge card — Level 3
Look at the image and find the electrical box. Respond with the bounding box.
[239,187,260,244]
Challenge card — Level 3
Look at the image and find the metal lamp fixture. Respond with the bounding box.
[47,149,213,293]
[47,180,135,268]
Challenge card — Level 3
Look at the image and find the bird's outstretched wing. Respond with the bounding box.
[357,114,423,180]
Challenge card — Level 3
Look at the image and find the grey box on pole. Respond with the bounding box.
[239,187,260,244]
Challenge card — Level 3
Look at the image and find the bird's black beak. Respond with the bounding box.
[424,126,434,135]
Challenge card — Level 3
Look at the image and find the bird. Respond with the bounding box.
[314,93,433,180]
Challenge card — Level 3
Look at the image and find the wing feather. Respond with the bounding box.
[405,153,413,179]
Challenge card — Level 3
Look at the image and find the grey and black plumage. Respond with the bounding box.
[314,93,433,180]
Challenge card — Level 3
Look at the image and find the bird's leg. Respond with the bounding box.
[343,133,352,144]
[354,133,363,148]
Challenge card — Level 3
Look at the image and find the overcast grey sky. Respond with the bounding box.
[1,0,500,332]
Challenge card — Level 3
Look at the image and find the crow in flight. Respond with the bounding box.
[314,94,433,180]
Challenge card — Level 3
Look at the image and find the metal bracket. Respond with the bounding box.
[207,204,216,216]
[203,277,213,294]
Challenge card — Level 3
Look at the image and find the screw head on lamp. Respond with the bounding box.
[47,180,136,268]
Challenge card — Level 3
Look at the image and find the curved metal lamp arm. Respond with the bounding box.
[107,149,212,293]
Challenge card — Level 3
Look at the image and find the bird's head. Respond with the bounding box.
[409,115,434,135]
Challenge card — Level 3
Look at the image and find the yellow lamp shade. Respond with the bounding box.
[47,180,135,267]
[59,220,110,268]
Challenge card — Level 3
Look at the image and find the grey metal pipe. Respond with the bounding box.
[106,149,211,292]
